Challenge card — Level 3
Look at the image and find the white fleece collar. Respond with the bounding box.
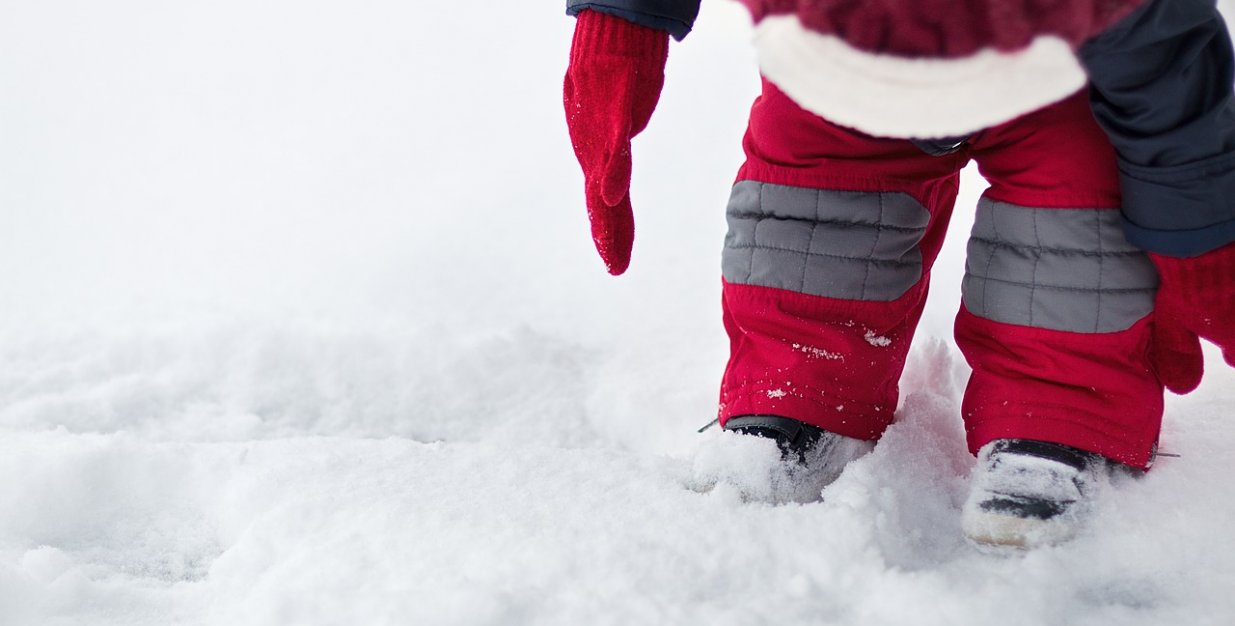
[752,14,1088,138]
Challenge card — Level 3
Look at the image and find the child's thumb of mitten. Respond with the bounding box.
[1150,315,1205,395]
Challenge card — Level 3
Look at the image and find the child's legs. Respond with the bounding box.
[960,91,1163,469]
[719,79,964,441]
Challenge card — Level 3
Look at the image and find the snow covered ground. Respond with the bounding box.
[1,1,1234,624]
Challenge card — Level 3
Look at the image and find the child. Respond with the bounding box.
[562,0,1235,547]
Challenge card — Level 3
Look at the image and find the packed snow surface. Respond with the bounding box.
[2,2,1234,624]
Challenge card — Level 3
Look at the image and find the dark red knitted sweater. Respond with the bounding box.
[739,0,1147,57]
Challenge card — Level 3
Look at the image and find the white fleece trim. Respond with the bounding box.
[752,14,1088,138]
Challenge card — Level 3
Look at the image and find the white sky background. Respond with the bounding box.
[0,1,754,337]
[0,0,771,452]
[1,2,1234,624]
[0,1,597,326]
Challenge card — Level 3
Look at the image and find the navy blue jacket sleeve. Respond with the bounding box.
[1081,0,1235,256]
[566,0,701,41]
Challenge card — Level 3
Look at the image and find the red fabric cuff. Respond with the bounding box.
[1150,241,1235,292]
[572,9,669,62]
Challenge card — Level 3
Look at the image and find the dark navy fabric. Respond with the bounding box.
[566,0,701,40]
[1081,0,1235,257]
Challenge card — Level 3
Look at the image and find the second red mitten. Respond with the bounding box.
[1149,241,1235,394]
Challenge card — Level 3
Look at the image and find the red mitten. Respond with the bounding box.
[564,10,669,275]
[1149,242,1235,394]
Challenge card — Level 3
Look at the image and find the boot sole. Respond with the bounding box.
[962,508,1078,549]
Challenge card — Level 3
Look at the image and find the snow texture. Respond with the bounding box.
[0,1,1233,624]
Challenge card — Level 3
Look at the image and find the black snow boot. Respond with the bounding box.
[717,415,875,503]
[962,439,1123,549]
[723,415,828,463]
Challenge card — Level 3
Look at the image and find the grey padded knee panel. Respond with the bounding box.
[963,199,1158,333]
[721,181,931,301]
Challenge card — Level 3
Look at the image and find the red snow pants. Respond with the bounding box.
[718,80,1163,469]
